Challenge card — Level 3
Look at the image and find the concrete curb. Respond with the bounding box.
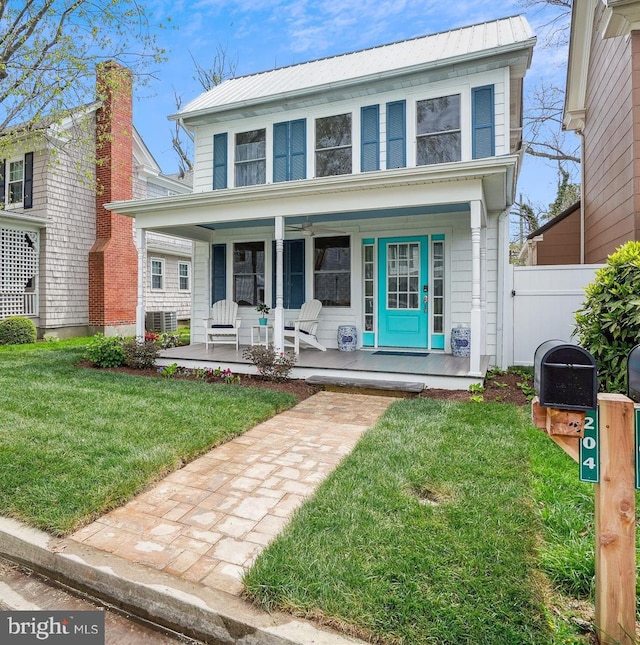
[0,517,365,645]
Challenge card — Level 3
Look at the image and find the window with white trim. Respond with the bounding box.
[233,241,265,306]
[8,159,24,205]
[432,240,445,334]
[314,236,351,306]
[315,114,352,177]
[178,262,190,291]
[416,94,461,165]
[235,129,266,187]
[150,258,164,290]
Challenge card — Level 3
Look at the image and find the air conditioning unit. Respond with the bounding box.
[145,311,177,333]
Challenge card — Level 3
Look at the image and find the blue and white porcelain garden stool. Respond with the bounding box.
[337,325,357,351]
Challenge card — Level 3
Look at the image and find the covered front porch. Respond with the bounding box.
[158,343,490,391]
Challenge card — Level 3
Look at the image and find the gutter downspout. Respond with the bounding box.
[577,129,585,264]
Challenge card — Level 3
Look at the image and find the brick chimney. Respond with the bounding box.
[88,61,138,336]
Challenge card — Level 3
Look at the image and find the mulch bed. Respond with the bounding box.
[78,361,530,405]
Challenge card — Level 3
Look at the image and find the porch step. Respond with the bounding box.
[306,375,425,396]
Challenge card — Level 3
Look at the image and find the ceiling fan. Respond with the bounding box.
[285,221,345,236]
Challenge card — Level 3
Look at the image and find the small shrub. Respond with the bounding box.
[574,240,640,392]
[85,334,125,368]
[0,316,37,345]
[160,333,181,349]
[243,344,296,382]
[158,362,179,378]
[122,338,160,369]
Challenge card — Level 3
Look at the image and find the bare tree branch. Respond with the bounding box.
[172,44,238,175]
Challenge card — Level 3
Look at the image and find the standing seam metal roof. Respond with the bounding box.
[178,15,534,117]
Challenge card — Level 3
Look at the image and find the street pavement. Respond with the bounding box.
[0,556,198,644]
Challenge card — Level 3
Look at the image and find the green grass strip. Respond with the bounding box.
[245,398,550,645]
[0,340,296,534]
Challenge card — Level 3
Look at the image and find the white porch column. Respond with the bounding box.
[136,227,146,341]
[274,216,285,352]
[469,201,482,376]
[480,227,487,356]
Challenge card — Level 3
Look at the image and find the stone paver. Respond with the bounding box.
[71,391,394,595]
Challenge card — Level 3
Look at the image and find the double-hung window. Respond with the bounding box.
[8,159,24,205]
[1,153,33,208]
[151,258,164,290]
[233,242,265,306]
[314,236,350,307]
[315,114,352,177]
[235,129,266,187]
[416,94,461,165]
[178,262,190,291]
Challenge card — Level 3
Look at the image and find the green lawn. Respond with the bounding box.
[0,339,296,534]
[244,397,603,645]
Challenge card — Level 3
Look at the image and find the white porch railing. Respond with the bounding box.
[0,292,38,319]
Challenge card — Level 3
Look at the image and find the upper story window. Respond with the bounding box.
[315,114,352,177]
[8,159,24,204]
[416,95,461,165]
[235,129,266,187]
[1,153,34,209]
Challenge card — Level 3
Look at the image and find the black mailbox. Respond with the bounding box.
[534,340,597,411]
[628,344,640,404]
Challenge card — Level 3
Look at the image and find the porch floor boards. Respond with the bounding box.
[158,344,489,390]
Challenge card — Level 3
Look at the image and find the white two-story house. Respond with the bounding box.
[110,16,535,382]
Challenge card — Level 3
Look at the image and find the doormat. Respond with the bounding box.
[372,351,430,357]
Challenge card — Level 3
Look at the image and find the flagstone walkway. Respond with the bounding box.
[71,391,395,596]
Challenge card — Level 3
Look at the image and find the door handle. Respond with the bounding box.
[423,295,428,313]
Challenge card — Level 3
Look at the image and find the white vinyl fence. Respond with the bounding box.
[502,264,603,367]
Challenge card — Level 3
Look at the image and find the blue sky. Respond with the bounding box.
[135,0,574,211]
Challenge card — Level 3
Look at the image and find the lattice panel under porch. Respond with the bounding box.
[1,227,39,291]
[0,227,39,318]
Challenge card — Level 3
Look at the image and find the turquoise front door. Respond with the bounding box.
[377,236,429,348]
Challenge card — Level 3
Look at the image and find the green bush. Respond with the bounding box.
[85,334,125,368]
[0,316,37,345]
[242,344,296,382]
[574,241,640,393]
[122,338,159,369]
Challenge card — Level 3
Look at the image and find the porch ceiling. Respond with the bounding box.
[196,203,470,231]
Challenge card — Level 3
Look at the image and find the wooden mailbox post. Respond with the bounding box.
[532,394,636,645]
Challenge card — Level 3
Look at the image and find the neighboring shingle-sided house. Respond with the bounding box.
[564,0,640,262]
[0,62,192,338]
[109,16,535,377]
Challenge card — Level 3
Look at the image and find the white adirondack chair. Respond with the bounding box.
[204,300,241,351]
[283,299,326,353]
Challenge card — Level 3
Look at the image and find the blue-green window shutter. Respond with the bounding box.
[386,101,406,169]
[472,86,495,159]
[213,133,228,189]
[273,122,288,183]
[272,239,305,309]
[361,105,379,172]
[289,119,306,181]
[274,120,306,182]
[211,244,226,304]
